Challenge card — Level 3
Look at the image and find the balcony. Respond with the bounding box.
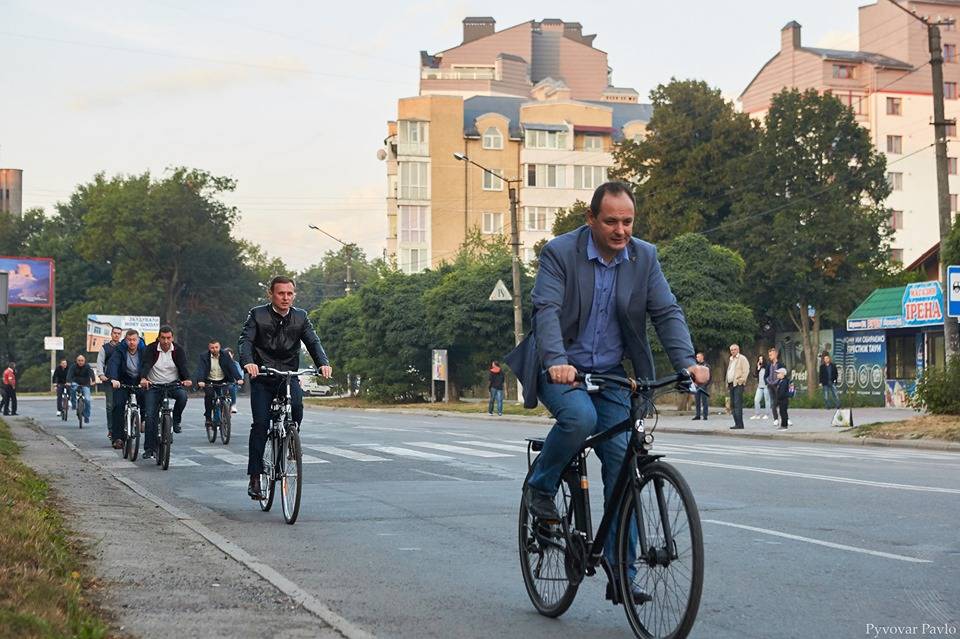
[420,66,498,81]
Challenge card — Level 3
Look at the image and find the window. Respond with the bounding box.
[886,97,902,116]
[887,334,916,379]
[482,168,503,191]
[398,120,428,155]
[401,247,427,274]
[399,205,427,242]
[950,157,958,174]
[886,135,902,154]
[573,165,609,190]
[399,161,429,200]
[945,43,957,63]
[835,92,865,115]
[946,81,958,99]
[482,126,503,150]
[948,122,958,137]
[526,164,565,188]
[524,206,557,231]
[832,64,856,79]
[525,129,568,149]
[889,210,903,230]
[889,248,904,264]
[482,212,503,235]
[583,134,603,151]
[887,172,903,191]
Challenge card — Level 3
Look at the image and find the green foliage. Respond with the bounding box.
[943,217,960,267]
[296,245,382,312]
[652,233,755,355]
[909,356,960,415]
[15,365,51,392]
[610,79,759,243]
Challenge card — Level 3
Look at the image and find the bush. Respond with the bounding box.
[16,364,52,393]
[909,356,960,415]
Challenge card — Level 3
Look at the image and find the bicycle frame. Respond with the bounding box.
[259,367,314,478]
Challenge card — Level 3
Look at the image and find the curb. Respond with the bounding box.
[21,418,373,639]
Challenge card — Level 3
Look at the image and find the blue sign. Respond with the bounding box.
[948,265,960,318]
[901,281,944,328]
[833,329,885,405]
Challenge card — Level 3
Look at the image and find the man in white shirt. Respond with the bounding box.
[140,325,193,459]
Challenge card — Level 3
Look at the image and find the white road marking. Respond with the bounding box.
[193,447,249,465]
[671,458,960,494]
[412,469,471,482]
[300,454,329,464]
[366,446,453,461]
[704,519,932,564]
[354,425,416,432]
[406,442,512,458]
[303,445,388,462]
[455,440,530,453]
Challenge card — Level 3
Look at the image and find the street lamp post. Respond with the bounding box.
[453,153,524,348]
[307,225,354,296]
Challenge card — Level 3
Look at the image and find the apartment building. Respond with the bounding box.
[740,1,960,266]
[0,169,23,218]
[385,18,648,273]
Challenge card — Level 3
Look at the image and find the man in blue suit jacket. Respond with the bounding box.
[506,182,707,603]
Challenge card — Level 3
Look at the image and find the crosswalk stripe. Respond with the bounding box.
[406,442,512,458]
[193,447,248,465]
[455,440,529,453]
[300,454,329,464]
[366,446,453,461]
[303,445,388,462]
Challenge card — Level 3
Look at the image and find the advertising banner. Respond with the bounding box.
[86,315,160,352]
[901,281,944,328]
[0,256,54,307]
[832,329,885,406]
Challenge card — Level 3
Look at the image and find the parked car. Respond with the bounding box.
[301,376,333,397]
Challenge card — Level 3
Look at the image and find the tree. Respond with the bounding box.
[729,88,893,398]
[610,79,759,244]
[297,245,381,312]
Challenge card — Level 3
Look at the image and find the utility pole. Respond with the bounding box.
[888,0,959,360]
[307,225,354,296]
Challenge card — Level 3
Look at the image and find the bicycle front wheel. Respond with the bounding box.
[77,398,84,429]
[259,434,276,512]
[160,414,171,470]
[518,476,579,617]
[60,394,69,421]
[220,401,231,445]
[616,461,703,639]
[280,426,303,525]
[127,411,140,462]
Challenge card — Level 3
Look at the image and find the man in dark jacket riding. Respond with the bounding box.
[239,276,332,500]
[194,339,240,430]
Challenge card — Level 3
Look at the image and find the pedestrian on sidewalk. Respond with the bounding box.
[751,352,770,420]
[1,361,17,416]
[765,348,783,425]
[774,367,792,429]
[488,360,504,416]
[726,344,750,430]
[692,351,710,420]
[819,354,840,410]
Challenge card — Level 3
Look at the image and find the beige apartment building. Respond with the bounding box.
[0,168,23,218]
[740,1,960,267]
[384,18,648,273]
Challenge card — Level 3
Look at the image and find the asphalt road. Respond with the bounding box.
[17,396,960,639]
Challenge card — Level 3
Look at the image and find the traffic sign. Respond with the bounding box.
[44,336,64,351]
[948,265,960,318]
[489,279,512,302]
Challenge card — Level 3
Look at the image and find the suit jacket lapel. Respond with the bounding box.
[615,242,636,320]
[576,229,594,336]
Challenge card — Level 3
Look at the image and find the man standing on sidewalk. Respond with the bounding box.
[819,354,840,410]
[692,351,710,420]
[96,326,123,441]
[726,344,749,430]
[487,361,505,417]
[1,361,17,416]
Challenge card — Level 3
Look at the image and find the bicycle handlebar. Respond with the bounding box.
[259,367,318,377]
[572,369,703,395]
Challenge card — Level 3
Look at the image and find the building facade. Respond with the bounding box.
[740,1,960,267]
[385,18,648,273]
[0,169,23,218]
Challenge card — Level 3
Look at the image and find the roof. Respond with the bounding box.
[906,241,940,271]
[463,96,653,140]
[801,47,912,70]
[497,53,527,64]
[847,286,905,321]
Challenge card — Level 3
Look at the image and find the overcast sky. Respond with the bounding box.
[2,0,863,270]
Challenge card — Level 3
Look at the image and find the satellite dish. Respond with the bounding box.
[376,149,387,161]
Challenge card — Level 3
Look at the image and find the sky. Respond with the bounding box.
[2,0,864,270]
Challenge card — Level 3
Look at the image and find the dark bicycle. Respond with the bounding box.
[519,370,705,639]
[255,367,313,525]
[58,385,70,422]
[204,383,233,445]
[73,384,86,429]
[149,382,182,471]
[117,384,142,462]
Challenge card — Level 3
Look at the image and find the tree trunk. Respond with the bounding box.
[790,301,821,400]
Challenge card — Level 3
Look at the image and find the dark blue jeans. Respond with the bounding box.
[111,387,145,441]
[528,368,632,569]
[143,386,187,452]
[694,389,709,418]
[488,388,504,415]
[822,384,840,409]
[248,376,302,476]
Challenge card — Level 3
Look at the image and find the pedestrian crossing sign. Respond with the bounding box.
[489,279,512,302]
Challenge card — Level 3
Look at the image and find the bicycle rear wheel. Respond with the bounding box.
[60,393,69,421]
[127,410,140,462]
[77,396,84,429]
[206,407,217,443]
[519,475,579,617]
[616,461,703,639]
[159,414,171,469]
[219,400,231,445]
[280,426,303,525]
[259,433,276,512]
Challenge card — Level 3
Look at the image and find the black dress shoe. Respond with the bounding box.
[692,416,701,421]
[525,488,560,522]
[142,449,155,459]
[172,423,182,434]
[606,581,652,606]
[248,480,264,500]
[729,425,744,430]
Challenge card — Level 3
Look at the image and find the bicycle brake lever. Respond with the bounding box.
[582,373,600,393]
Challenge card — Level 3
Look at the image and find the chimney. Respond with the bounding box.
[463,17,496,44]
[781,21,801,51]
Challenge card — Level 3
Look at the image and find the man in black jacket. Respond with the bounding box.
[239,276,332,499]
[139,326,193,459]
[52,358,69,416]
[194,339,239,429]
[66,355,96,423]
[818,354,840,409]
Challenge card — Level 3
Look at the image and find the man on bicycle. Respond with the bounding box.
[505,182,708,603]
[96,326,123,441]
[107,330,146,449]
[139,325,192,459]
[66,354,96,424]
[238,275,332,500]
[194,339,240,430]
[52,358,69,416]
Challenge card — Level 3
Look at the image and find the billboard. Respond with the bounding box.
[0,256,54,307]
[833,329,885,406]
[86,315,160,352]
